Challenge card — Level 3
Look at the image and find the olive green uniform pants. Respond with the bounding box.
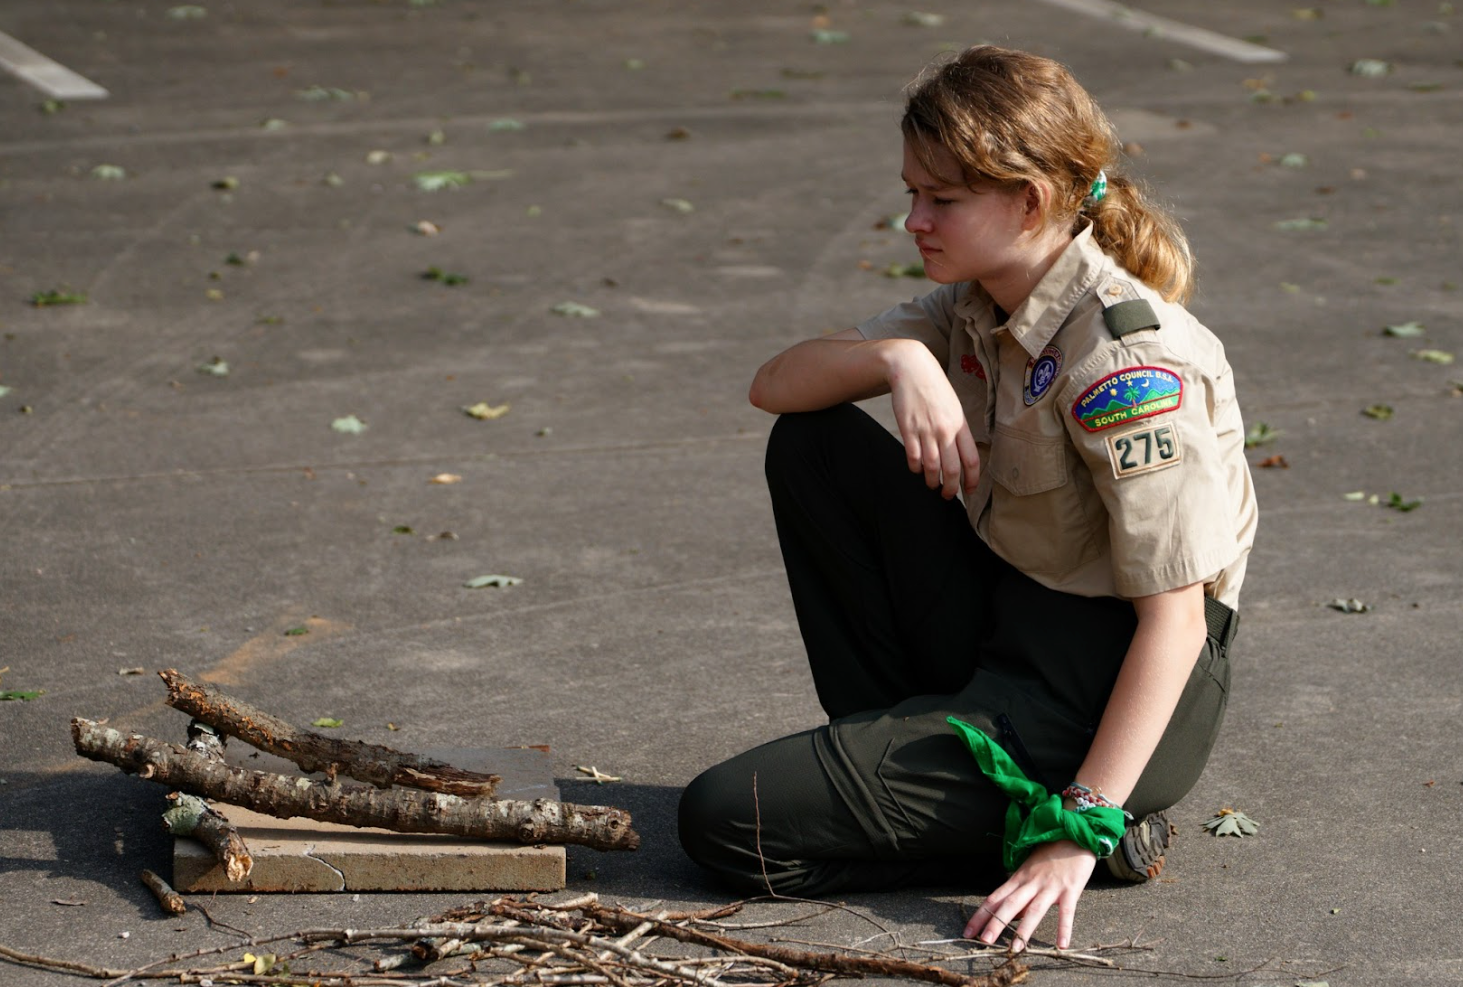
[678,406,1236,896]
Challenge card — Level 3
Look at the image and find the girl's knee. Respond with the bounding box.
[765,405,866,480]
[677,764,757,870]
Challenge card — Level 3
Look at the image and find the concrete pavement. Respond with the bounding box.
[2,1,1460,983]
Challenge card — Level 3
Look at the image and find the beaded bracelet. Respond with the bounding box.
[1061,782,1134,820]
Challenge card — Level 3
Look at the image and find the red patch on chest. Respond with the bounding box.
[960,355,986,380]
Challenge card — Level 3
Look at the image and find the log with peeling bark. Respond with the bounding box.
[159,720,255,881]
[72,719,638,851]
[159,668,501,797]
[162,792,254,881]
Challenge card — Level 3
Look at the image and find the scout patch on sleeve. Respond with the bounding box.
[1071,366,1183,432]
[1105,422,1184,478]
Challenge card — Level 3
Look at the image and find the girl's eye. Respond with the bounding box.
[904,189,954,206]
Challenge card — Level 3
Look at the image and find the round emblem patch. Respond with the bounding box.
[1023,345,1063,405]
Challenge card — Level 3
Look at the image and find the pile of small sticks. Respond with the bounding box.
[1,894,1048,987]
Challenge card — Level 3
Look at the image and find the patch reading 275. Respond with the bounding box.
[1071,366,1183,432]
[1105,423,1183,478]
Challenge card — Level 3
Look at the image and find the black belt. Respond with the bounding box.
[1203,595,1239,650]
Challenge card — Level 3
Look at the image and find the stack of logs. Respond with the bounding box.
[71,669,639,903]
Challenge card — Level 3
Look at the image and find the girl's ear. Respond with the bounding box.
[1020,180,1050,230]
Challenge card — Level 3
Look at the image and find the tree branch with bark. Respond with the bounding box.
[72,719,639,852]
[159,668,502,797]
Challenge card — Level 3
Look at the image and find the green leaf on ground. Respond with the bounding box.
[1203,808,1259,837]
[885,262,925,278]
[1278,153,1309,168]
[551,301,600,318]
[660,198,695,213]
[810,29,850,44]
[1327,598,1371,613]
[212,176,239,190]
[331,415,367,434]
[284,626,310,636]
[463,402,510,420]
[1361,404,1393,420]
[487,118,526,131]
[167,5,207,19]
[0,690,44,701]
[422,266,469,285]
[0,386,11,398]
[197,357,229,377]
[413,170,472,191]
[1385,492,1422,512]
[1342,491,1367,501]
[1412,349,1454,364]
[260,118,288,131]
[464,574,523,588]
[902,12,945,27]
[1273,217,1328,231]
[90,164,127,181]
[311,718,343,729]
[31,288,88,307]
[393,525,414,535]
[1383,320,1425,337]
[1244,422,1280,447]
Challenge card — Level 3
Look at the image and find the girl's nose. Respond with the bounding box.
[904,206,931,234]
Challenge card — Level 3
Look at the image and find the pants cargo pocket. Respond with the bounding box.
[1127,639,1231,816]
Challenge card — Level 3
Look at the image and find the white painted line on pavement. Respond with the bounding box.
[1030,0,1287,63]
[0,30,109,99]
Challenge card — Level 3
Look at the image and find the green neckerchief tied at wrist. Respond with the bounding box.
[947,716,1126,872]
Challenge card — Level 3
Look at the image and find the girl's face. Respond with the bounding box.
[901,139,1033,288]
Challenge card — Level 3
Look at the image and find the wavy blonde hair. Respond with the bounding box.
[902,46,1194,303]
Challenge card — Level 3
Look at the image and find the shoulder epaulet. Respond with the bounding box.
[1103,299,1161,339]
[1097,280,1161,339]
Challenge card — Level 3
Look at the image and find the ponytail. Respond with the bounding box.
[1085,174,1194,304]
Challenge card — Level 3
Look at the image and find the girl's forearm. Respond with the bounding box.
[1071,583,1209,806]
[748,333,935,414]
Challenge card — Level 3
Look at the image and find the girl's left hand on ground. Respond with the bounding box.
[964,840,1097,951]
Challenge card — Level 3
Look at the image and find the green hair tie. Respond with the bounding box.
[947,717,1126,872]
[1085,170,1108,207]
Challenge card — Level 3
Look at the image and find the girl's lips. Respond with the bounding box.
[917,243,940,257]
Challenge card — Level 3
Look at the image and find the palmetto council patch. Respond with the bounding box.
[1071,366,1183,432]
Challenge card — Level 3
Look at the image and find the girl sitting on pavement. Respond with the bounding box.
[678,45,1257,952]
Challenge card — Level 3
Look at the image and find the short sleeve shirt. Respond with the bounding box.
[856,226,1258,608]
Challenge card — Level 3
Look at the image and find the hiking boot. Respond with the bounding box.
[1105,810,1174,882]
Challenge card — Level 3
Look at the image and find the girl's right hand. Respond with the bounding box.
[886,344,981,499]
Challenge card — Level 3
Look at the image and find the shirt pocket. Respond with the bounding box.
[987,425,1101,575]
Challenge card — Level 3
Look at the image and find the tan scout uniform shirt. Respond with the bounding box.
[857,226,1258,609]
